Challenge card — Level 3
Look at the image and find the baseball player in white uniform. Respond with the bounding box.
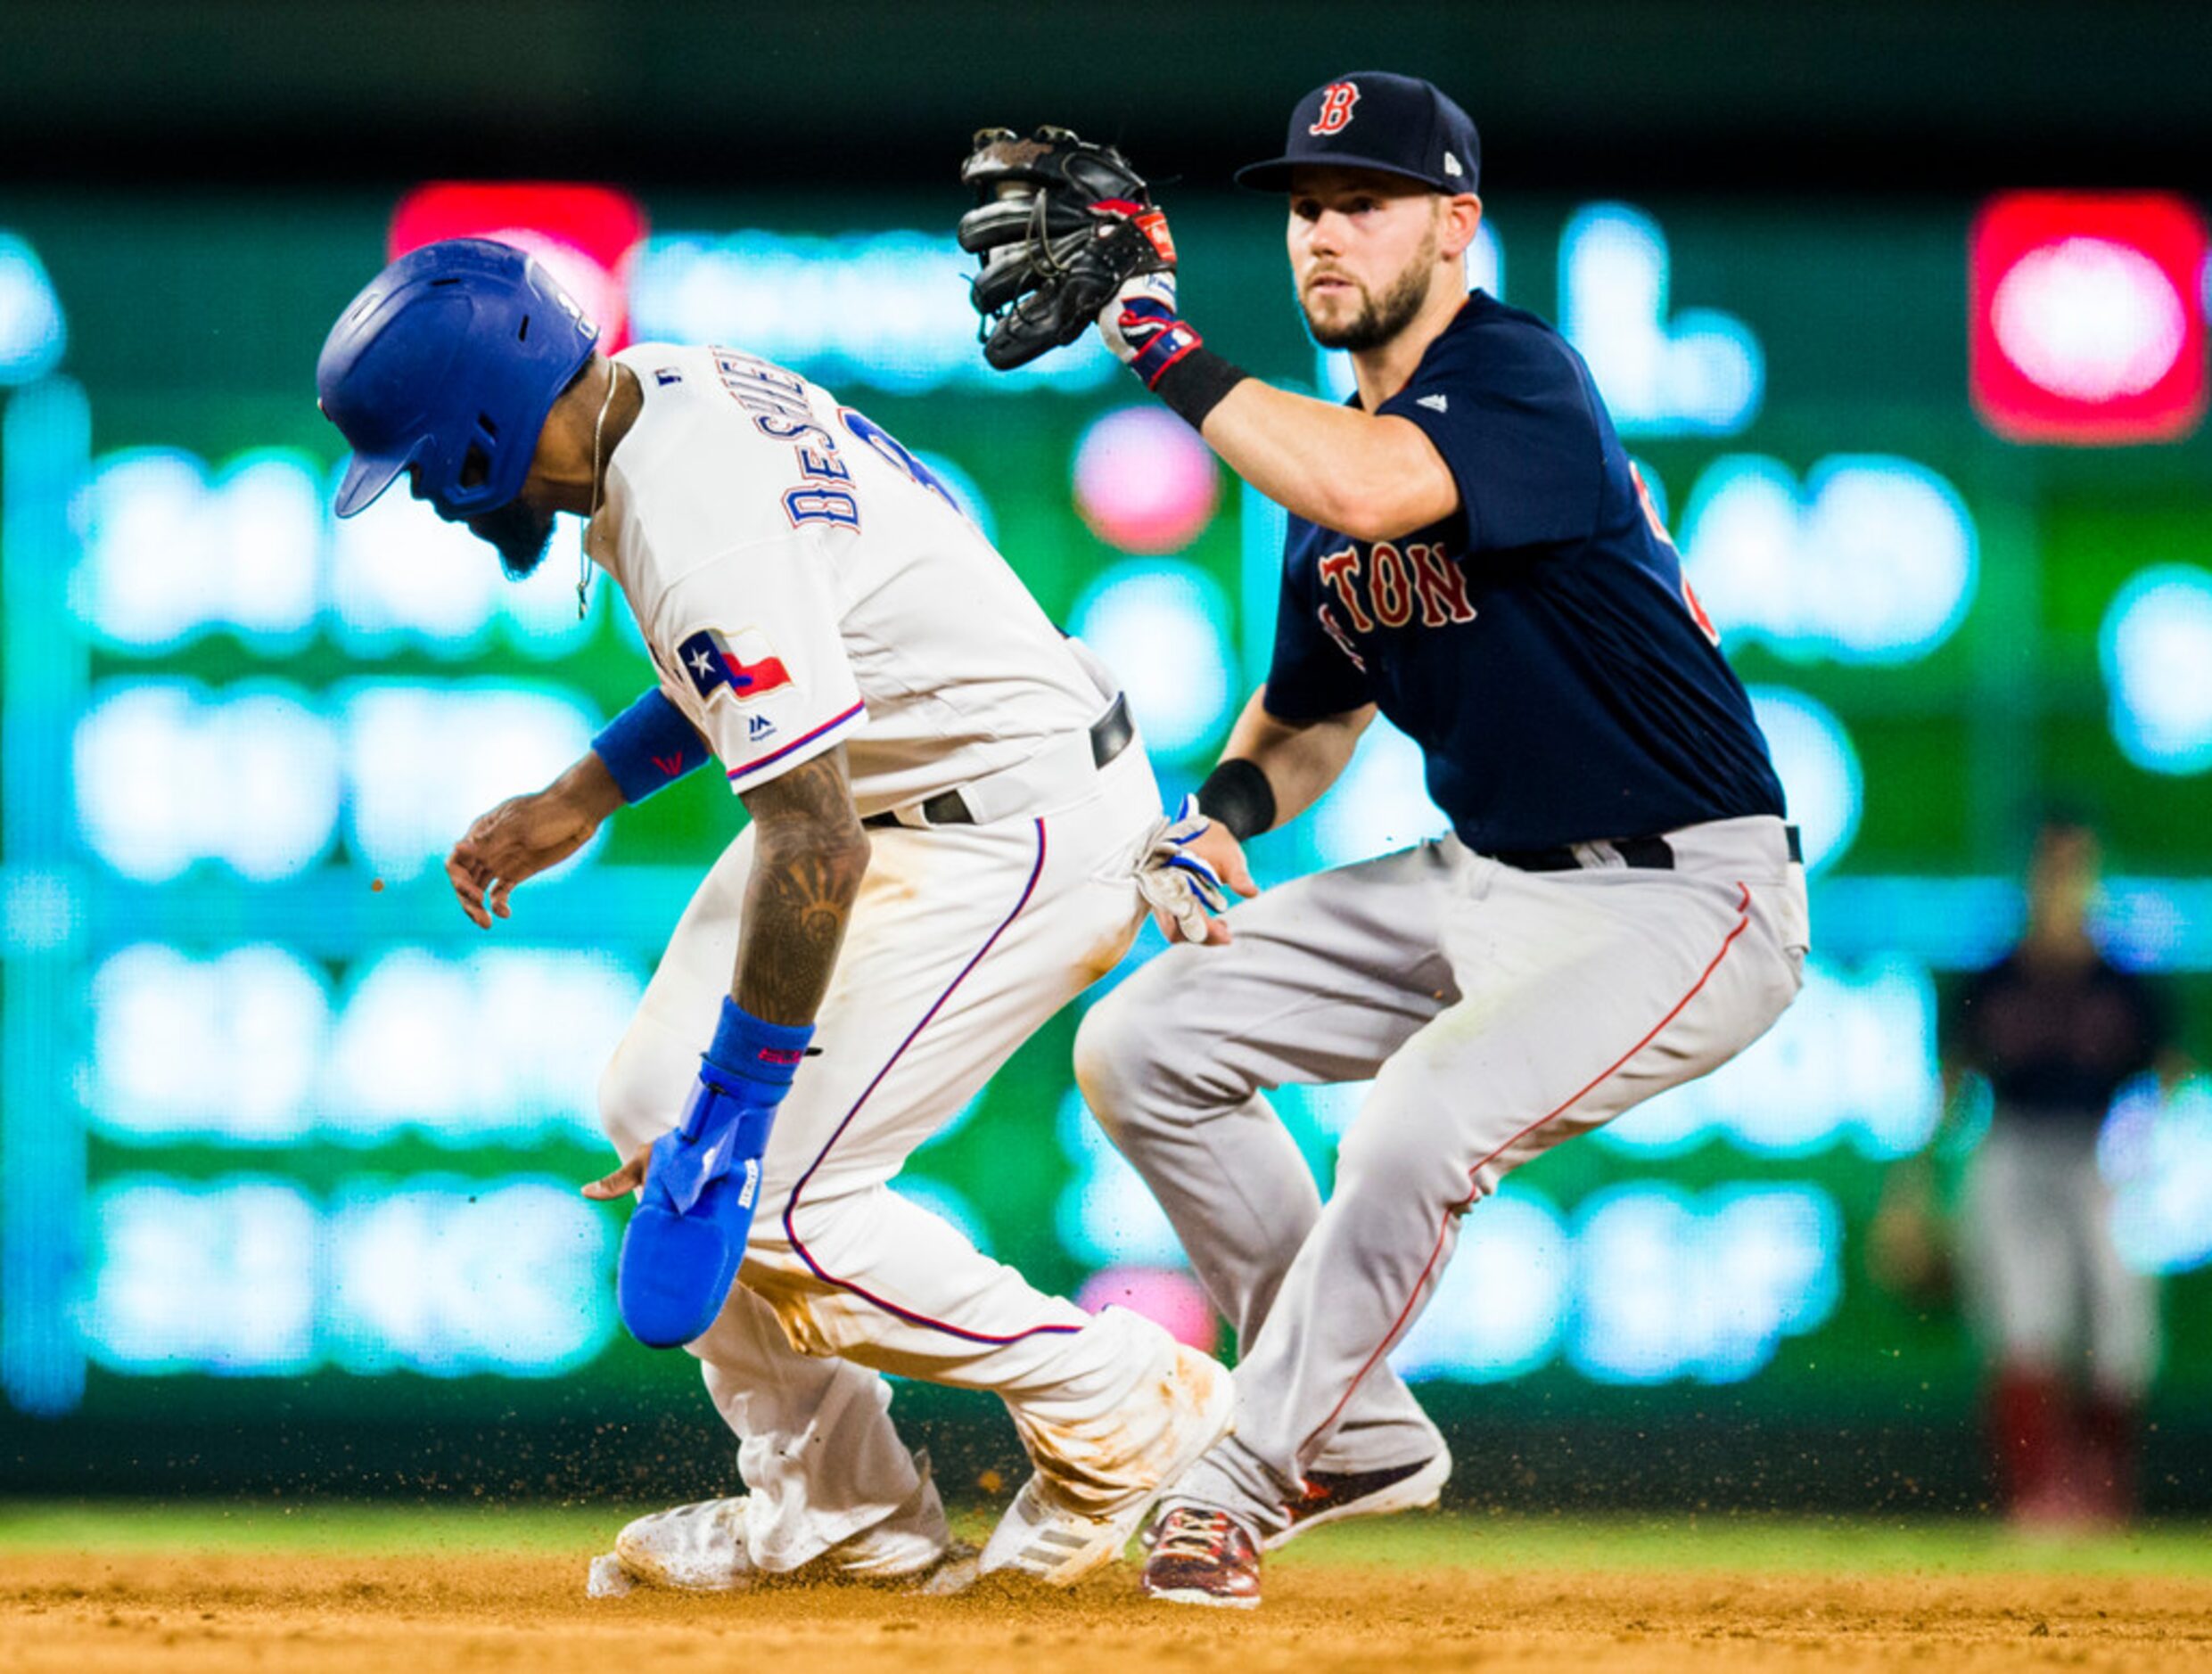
[957,79,1812,1605]
[315,238,1234,1595]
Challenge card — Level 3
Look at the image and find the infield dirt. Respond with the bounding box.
[5,1546,2210,1673]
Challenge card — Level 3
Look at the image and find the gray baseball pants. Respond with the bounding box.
[1073,815,1809,1535]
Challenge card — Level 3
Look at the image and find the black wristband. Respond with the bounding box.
[1196,757,1277,841]
[1149,344,1250,431]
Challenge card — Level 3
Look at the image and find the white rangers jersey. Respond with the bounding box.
[584,341,1104,815]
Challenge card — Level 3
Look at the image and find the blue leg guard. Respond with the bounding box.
[617,1073,781,1349]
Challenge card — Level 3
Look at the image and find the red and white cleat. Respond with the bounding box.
[1140,1506,1262,1609]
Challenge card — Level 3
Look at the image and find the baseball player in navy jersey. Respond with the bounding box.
[1041,73,1813,1606]
[315,239,1238,1596]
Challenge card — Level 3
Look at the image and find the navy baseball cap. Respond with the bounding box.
[1235,71,1480,195]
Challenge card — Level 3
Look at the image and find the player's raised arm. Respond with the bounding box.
[958,130,1473,540]
[1192,380,1460,542]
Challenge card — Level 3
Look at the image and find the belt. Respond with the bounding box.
[862,693,1134,830]
[1485,823,1802,874]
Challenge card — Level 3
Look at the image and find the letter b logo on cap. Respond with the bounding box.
[1309,81,1361,135]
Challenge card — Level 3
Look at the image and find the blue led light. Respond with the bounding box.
[630,230,1117,395]
[1391,1182,1844,1387]
[1558,204,1763,437]
[1747,685,1863,873]
[2101,563,2212,774]
[70,446,599,657]
[2100,1077,2212,1276]
[1566,1184,1841,1385]
[1303,718,1447,870]
[0,232,67,385]
[86,1173,614,1378]
[1676,455,1978,665]
[1068,561,1236,761]
[71,679,601,883]
[1391,1190,1571,1383]
[1603,956,1938,1159]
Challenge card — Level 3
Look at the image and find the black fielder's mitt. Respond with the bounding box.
[958,126,1176,370]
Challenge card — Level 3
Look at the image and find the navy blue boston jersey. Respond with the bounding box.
[1265,291,1787,852]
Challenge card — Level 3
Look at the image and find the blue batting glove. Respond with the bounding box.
[616,999,813,1349]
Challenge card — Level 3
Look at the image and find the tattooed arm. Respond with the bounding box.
[581,744,868,1202]
[733,743,872,1025]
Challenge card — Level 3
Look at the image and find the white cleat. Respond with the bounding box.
[980,1342,1236,1588]
[611,1496,754,1592]
[600,1449,973,1595]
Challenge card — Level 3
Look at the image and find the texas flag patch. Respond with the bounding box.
[676,627,794,705]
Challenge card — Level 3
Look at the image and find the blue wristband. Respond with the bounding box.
[592,687,710,805]
[703,996,816,1090]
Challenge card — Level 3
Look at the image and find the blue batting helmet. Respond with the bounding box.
[317,237,599,521]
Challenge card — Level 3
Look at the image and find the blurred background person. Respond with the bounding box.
[1881,812,2184,1531]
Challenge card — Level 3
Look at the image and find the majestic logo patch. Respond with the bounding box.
[746,711,777,743]
[1417,393,1450,414]
[677,627,794,704]
[1309,81,1361,135]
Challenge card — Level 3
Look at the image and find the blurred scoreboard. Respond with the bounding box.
[2,180,2209,1433]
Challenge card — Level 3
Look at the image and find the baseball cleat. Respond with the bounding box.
[612,1496,754,1591]
[1141,1506,1262,1608]
[979,1342,1235,1588]
[604,1450,969,1595]
[1267,1447,1451,1550]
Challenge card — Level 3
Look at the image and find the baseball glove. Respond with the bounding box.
[958,126,1177,370]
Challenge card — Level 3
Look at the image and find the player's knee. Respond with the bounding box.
[1071,993,1140,1134]
[1335,1105,1478,1210]
[1073,966,1219,1138]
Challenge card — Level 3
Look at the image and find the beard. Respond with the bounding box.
[1302,224,1441,353]
[468,498,558,579]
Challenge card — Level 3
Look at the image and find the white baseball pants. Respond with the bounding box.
[1074,816,1809,1536]
[1960,1117,2159,1398]
[598,743,1172,1571]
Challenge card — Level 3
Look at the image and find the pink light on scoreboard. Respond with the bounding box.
[1969,192,2207,445]
[389,184,648,351]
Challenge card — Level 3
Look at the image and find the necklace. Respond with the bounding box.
[579,361,621,620]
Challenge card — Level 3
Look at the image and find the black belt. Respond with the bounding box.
[862,693,1134,830]
[1485,823,1802,874]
